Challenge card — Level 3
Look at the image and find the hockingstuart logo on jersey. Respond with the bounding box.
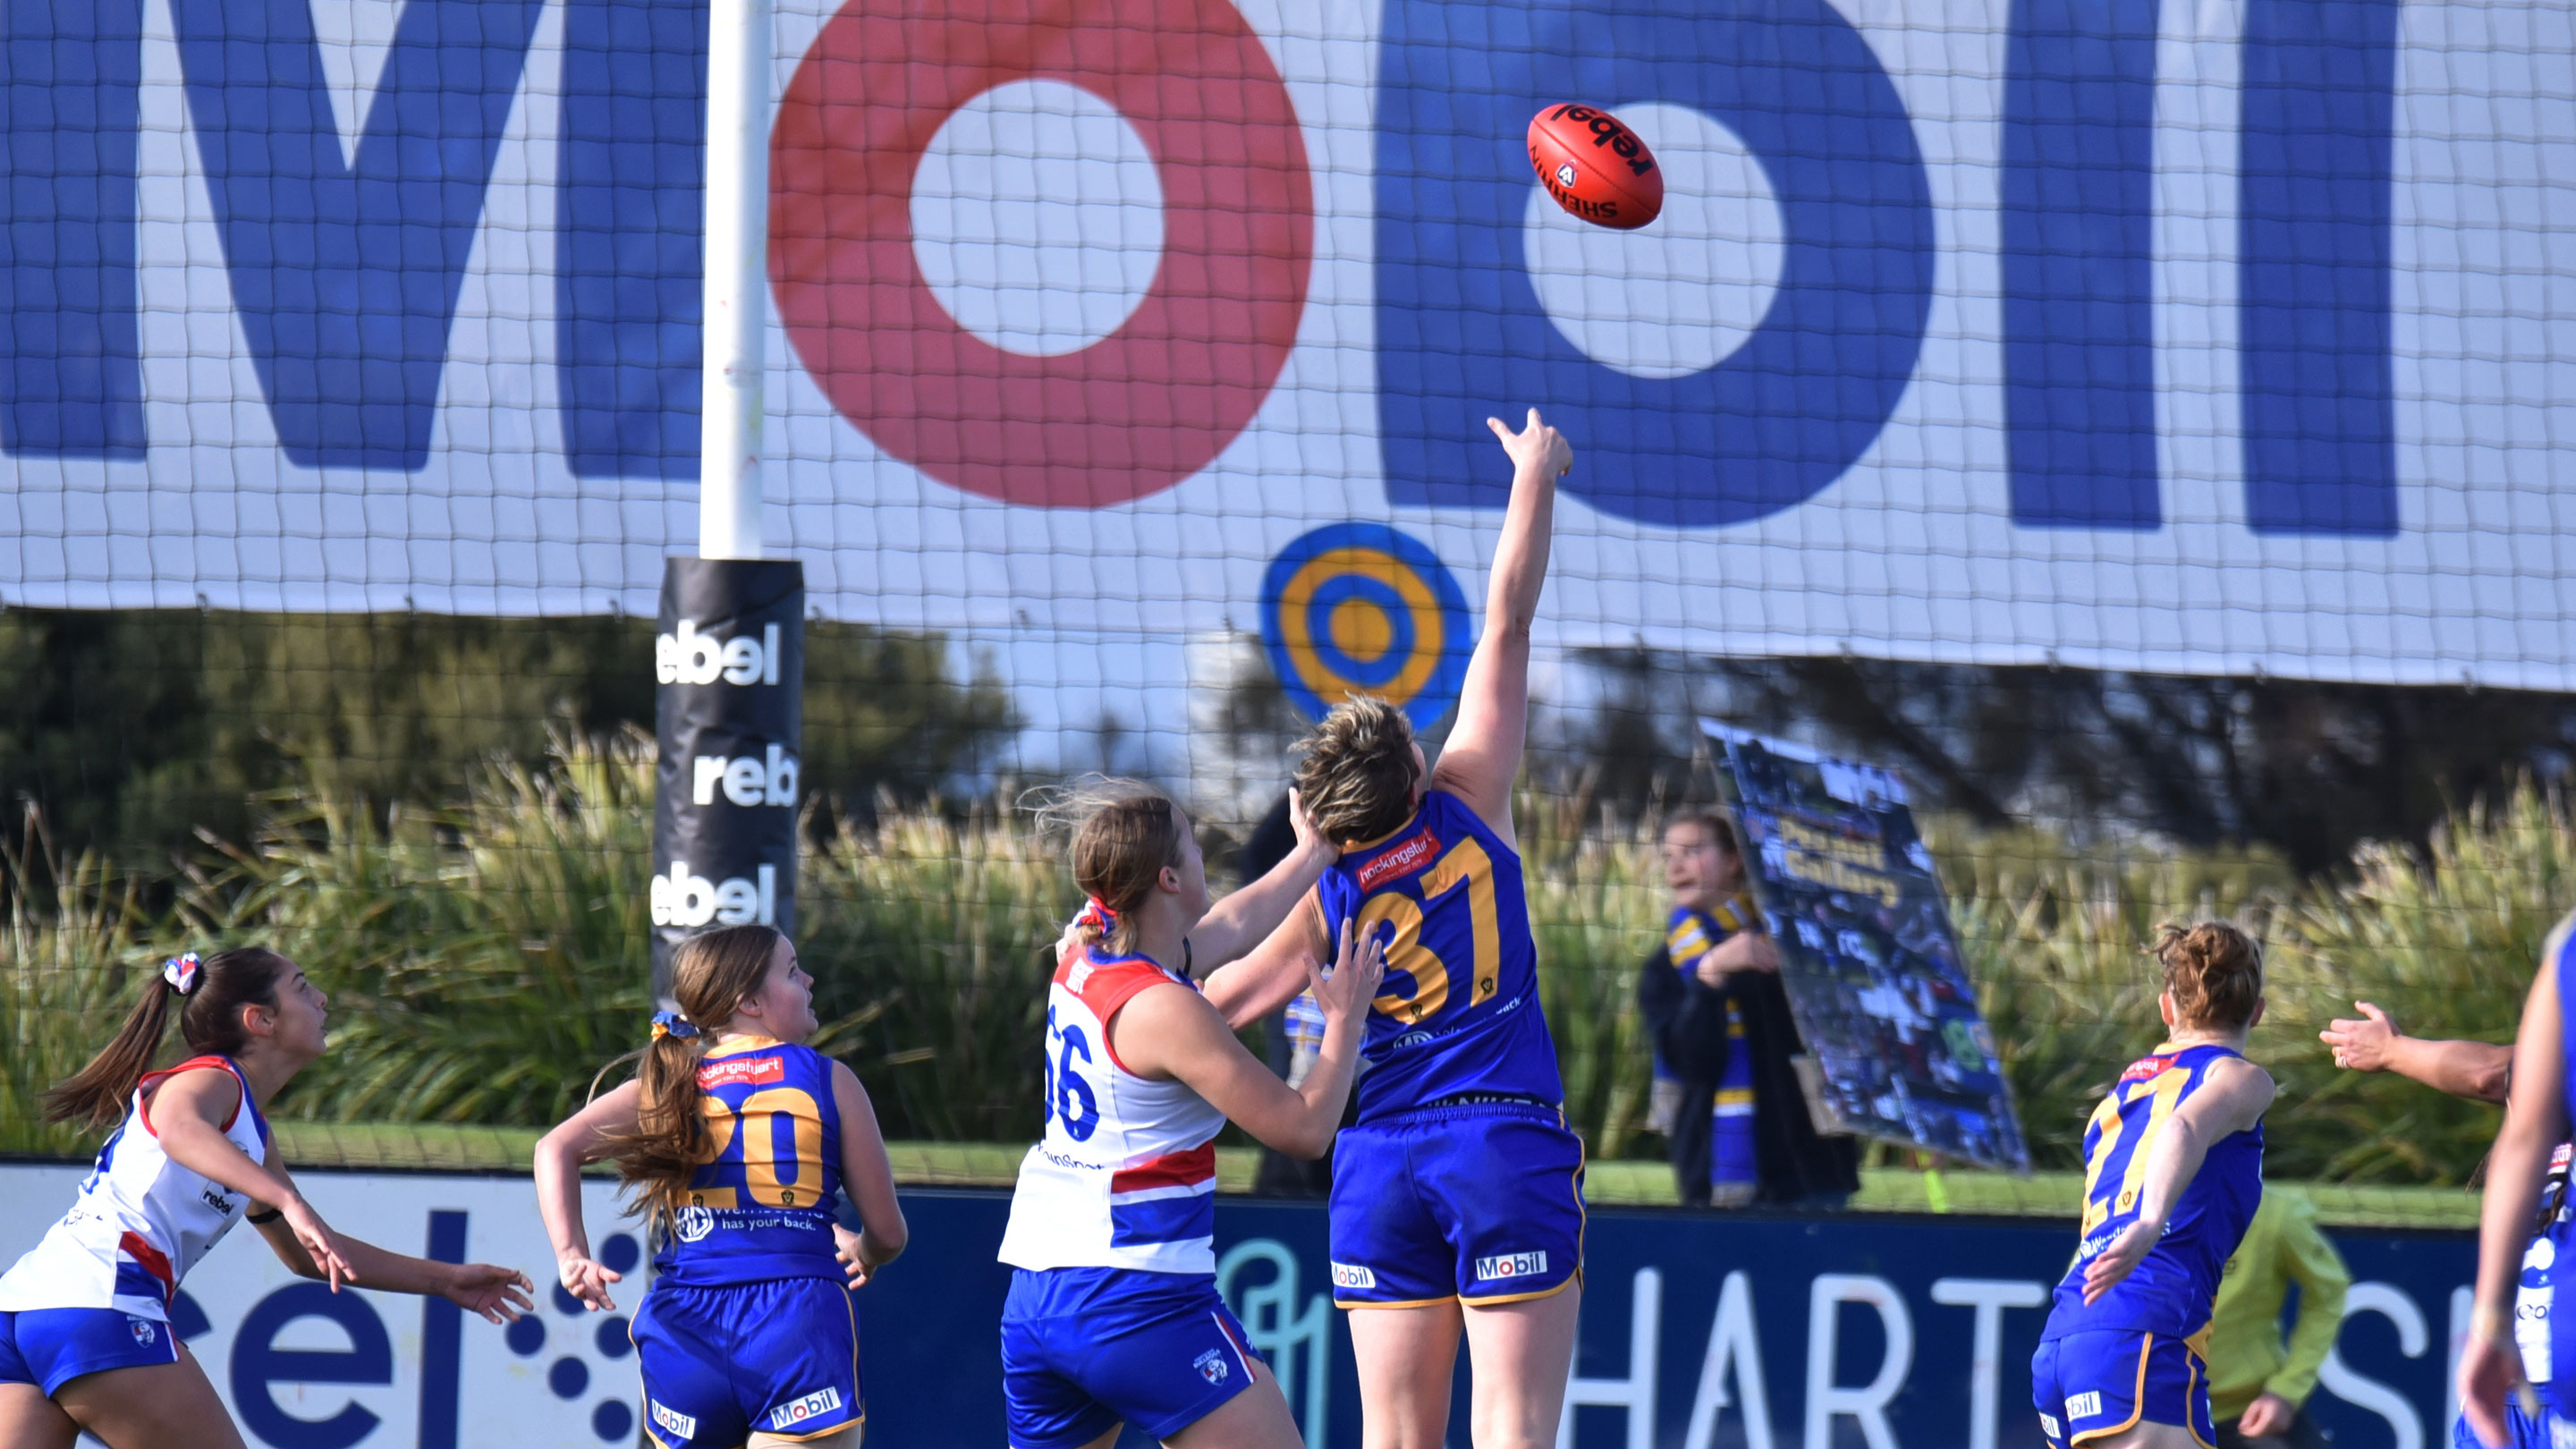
[770,1386,843,1430]
[1357,831,1441,891]
[2119,1055,2176,1083]
[1473,1250,1546,1281]
[698,1056,787,1089]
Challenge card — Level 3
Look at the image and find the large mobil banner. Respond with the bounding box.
[3,0,2572,691]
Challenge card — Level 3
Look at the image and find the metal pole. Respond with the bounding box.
[698,0,772,560]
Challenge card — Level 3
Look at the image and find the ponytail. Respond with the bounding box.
[44,947,293,1131]
[596,925,783,1226]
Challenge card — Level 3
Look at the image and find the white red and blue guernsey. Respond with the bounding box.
[997,936,1227,1275]
[0,1055,270,1318]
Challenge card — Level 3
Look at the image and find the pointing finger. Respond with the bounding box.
[1487,417,1508,440]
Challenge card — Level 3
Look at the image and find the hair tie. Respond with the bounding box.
[650,1009,699,1041]
[161,953,202,996]
[1077,897,1119,936]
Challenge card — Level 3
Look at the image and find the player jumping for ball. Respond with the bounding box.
[1205,409,1582,1449]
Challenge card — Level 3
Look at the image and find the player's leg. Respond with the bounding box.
[1461,1282,1582,1449]
[1162,1365,1302,1449]
[2067,1334,2216,1449]
[48,1348,246,1449]
[750,1428,860,1449]
[0,1383,78,1449]
[1347,1301,1464,1449]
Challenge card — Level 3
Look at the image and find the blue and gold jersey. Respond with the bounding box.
[2043,1043,2265,1343]
[1665,894,1754,969]
[1316,790,1563,1120]
[653,1038,845,1289]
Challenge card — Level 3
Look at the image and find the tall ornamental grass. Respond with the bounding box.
[0,738,2559,1185]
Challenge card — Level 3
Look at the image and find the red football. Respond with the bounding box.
[1529,103,1664,231]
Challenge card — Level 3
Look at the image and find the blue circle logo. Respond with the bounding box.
[1259,523,1470,729]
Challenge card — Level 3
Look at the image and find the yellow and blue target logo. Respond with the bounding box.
[1260,523,1470,729]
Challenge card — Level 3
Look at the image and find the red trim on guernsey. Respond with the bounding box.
[1060,945,1188,1076]
[136,1056,244,1138]
[1111,1143,1216,1195]
[118,1230,176,1303]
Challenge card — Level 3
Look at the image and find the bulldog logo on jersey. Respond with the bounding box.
[128,1317,157,1344]
[1193,1348,1229,1385]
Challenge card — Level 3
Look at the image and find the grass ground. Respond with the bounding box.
[243,1124,2479,1229]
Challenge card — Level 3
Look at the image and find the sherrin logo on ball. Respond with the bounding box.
[1527,103,1664,230]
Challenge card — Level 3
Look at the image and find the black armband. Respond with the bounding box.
[246,1205,284,1225]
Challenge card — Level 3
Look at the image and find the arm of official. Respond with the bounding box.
[1200,892,1333,1031]
[2270,1192,2351,1410]
[1425,410,1570,849]
[2081,1055,2276,1304]
[2320,1003,2512,1105]
[1188,791,1338,969]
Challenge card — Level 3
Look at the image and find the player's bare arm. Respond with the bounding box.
[1188,790,1339,967]
[248,1158,532,1322]
[830,1060,908,1284]
[1115,919,1385,1158]
[150,1066,360,1292]
[2080,1056,2275,1303]
[2462,954,2570,1447]
[2322,1002,2513,1104]
[533,1078,644,1310]
[1428,409,1571,848]
[1200,890,1334,1031]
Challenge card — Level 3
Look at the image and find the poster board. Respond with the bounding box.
[1699,719,2030,1174]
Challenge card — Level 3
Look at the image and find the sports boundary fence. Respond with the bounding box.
[0,1163,2473,1449]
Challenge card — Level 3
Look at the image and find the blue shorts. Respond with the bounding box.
[2456,1397,2574,1449]
[1000,1267,1262,1449]
[2031,1331,2215,1449]
[632,1277,862,1448]
[0,1307,180,1397]
[1327,1100,1586,1307]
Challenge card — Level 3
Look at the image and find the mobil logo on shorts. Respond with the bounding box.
[1474,1250,1548,1282]
[769,1386,844,1431]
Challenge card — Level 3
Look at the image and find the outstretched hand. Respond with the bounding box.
[1285,789,1336,864]
[1487,408,1572,479]
[557,1252,623,1313]
[444,1264,537,1324]
[1310,918,1389,1027]
[2320,1002,2399,1072]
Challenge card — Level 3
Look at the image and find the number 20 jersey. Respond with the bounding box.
[653,1038,845,1289]
[998,941,1228,1275]
[1317,790,1563,1122]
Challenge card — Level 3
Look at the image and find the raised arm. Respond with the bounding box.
[1425,409,1571,845]
[830,1062,907,1285]
[1116,919,1385,1157]
[533,1079,642,1310]
[2321,1002,2512,1104]
[1200,891,1334,1030]
[2081,1056,2275,1303]
[1189,791,1339,968]
[2462,952,2570,1448]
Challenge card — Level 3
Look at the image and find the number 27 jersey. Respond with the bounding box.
[1317,789,1563,1121]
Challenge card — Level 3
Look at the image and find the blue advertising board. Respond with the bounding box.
[859,1191,2475,1449]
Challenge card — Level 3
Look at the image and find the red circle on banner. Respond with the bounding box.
[769,0,1315,510]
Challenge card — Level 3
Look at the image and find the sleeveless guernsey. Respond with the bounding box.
[998,937,1226,1275]
[1314,790,1563,1120]
[0,1056,270,1318]
[2042,1043,2266,1346]
[653,1038,845,1290]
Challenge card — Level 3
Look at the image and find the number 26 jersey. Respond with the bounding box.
[1317,789,1563,1121]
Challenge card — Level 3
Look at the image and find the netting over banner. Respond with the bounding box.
[0,0,2569,1184]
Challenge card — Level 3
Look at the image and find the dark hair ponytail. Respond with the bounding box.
[44,947,294,1131]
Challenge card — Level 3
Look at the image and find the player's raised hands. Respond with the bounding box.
[442,1263,536,1324]
[1487,408,1573,479]
[557,1250,623,1312]
[1310,918,1388,1027]
[1284,788,1336,866]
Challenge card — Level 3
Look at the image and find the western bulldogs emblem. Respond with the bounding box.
[128,1317,157,1345]
[1193,1348,1229,1385]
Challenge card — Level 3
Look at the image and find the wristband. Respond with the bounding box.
[246,1205,284,1224]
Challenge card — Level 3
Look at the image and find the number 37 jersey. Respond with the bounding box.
[653,1038,845,1289]
[1317,790,1563,1121]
